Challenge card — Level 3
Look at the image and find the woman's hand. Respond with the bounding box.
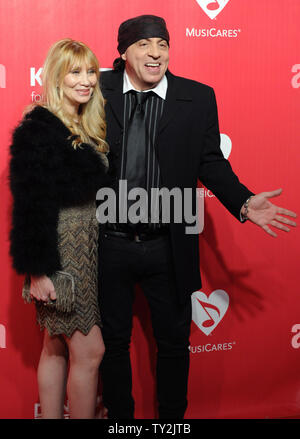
[30,275,56,303]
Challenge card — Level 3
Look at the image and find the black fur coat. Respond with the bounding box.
[9,105,109,276]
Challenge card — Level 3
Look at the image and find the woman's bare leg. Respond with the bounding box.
[65,325,105,419]
[37,331,68,419]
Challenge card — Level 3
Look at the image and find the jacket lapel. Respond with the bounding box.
[158,71,193,134]
[101,70,124,128]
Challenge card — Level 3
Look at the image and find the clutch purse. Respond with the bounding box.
[22,271,76,313]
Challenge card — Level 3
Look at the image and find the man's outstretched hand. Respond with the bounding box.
[242,188,297,237]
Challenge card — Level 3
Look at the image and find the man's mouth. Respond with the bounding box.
[145,63,161,73]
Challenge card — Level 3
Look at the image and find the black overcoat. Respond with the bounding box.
[100,69,253,303]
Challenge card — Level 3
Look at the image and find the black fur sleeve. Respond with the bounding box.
[9,120,62,275]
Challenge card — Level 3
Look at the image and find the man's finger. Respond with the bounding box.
[275,215,297,226]
[263,188,283,199]
[277,208,297,219]
[270,220,290,232]
[262,224,277,237]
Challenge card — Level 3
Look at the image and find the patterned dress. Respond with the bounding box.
[35,153,108,338]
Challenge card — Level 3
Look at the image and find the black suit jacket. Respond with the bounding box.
[100,69,253,303]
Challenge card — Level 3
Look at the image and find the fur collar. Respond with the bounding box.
[25,105,71,138]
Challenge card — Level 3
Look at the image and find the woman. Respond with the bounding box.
[9,39,109,419]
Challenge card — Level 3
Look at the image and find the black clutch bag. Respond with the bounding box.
[22,271,75,313]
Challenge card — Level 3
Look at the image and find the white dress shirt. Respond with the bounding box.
[123,70,168,100]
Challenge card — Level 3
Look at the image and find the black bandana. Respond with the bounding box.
[117,15,170,54]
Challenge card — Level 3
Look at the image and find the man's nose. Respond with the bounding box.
[148,44,160,58]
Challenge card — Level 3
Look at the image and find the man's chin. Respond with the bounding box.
[141,75,164,90]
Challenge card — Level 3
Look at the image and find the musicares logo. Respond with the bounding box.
[191,289,229,335]
[195,0,230,20]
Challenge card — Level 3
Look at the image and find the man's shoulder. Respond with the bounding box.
[100,69,122,90]
[167,72,215,104]
[167,71,214,98]
[100,69,116,79]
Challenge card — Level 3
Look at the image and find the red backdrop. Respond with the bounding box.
[0,0,300,419]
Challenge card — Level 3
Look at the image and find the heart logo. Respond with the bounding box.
[191,290,229,335]
[195,0,230,20]
[220,133,232,159]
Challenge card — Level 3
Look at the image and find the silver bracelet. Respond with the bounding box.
[242,196,253,220]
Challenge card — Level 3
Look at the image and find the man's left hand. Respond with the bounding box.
[242,188,297,237]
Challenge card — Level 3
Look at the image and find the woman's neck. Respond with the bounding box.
[62,100,79,120]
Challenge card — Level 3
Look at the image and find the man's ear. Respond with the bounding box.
[121,53,126,61]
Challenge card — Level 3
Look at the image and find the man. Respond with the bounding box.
[98,15,296,419]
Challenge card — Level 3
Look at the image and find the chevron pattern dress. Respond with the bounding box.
[35,201,101,338]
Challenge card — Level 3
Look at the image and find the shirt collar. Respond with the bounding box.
[123,70,168,100]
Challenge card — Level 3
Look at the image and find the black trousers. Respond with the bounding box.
[98,232,192,419]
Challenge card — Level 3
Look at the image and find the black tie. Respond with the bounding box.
[125,91,149,206]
